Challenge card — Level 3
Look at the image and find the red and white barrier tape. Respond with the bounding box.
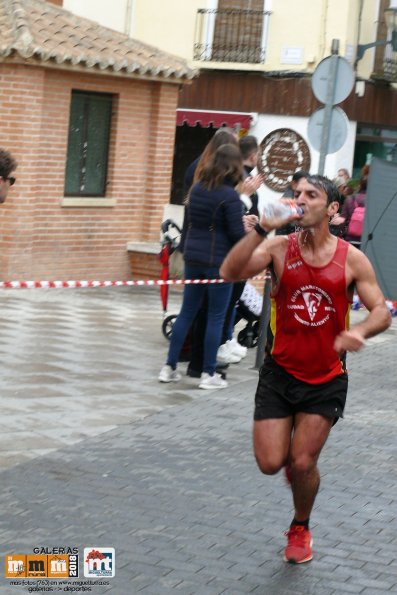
[0,278,395,314]
[0,276,267,290]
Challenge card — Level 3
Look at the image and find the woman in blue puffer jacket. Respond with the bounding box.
[159,143,246,389]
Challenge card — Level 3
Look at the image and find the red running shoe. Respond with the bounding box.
[284,525,313,564]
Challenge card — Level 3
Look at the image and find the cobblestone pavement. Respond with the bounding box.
[0,287,396,594]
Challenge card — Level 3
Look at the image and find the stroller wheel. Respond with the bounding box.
[162,314,177,340]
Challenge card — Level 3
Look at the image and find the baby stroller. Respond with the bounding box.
[159,219,191,361]
[159,217,182,320]
[234,282,263,348]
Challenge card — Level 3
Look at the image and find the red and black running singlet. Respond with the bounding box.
[267,233,351,384]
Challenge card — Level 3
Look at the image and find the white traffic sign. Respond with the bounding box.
[312,55,354,105]
[307,106,349,154]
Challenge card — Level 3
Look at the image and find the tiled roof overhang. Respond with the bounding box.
[0,0,198,83]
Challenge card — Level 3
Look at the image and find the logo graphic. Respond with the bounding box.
[84,548,115,578]
[303,291,323,321]
[48,554,79,578]
[5,555,26,578]
[287,259,303,270]
[288,284,336,327]
[5,553,78,578]
[26,555,47,577]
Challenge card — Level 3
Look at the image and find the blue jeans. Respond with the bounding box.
[166,264,232,375]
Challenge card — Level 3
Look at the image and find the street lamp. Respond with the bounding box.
[384,7,397,50]
[356,7,397,61]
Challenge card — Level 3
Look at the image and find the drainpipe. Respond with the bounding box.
[318,0,328,60]
[125,0,133,36]
[354,0,365,70]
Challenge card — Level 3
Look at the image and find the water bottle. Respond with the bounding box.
[263,202,303,221]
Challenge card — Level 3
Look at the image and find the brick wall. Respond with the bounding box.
[128,252,161,281]
[0,63,179,280]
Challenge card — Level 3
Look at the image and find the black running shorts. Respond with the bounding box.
[254,357,348,423]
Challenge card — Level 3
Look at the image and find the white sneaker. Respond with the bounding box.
[199,372,228,390]
[217,343,241,364]
[227,338,247,359]
[158,365,181,383]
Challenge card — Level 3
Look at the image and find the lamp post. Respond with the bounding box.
[356,7,397,62]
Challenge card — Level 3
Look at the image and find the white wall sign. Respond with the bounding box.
[280,47,304,65]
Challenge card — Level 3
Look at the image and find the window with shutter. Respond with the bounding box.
[64,91,113,197]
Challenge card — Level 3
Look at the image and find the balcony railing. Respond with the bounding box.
[373,41,397,82]
[382,56,397,81]
[382,38,397,81]
[194,8,271,64]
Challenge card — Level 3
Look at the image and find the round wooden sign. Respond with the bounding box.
[258,128,311,192]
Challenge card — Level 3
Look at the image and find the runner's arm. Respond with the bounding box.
[334,249,392,354]
[221,206,300,282]
[220,228,275,282]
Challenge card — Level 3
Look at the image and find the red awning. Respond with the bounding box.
[176,109,252,130]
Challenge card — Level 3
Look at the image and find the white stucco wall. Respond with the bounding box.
[62,0,204,60]
[61,0,379,77]
[63,0,131,33]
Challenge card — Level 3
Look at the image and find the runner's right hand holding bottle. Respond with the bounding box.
[261,200,303,231]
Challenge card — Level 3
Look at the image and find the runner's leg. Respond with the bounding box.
[253,417,294,475]
[289,412,333,521]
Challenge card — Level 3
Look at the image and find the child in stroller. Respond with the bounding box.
[234,281,263,348]
[159,218,191,360]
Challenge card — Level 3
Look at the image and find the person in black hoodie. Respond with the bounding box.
[159,144,246,389]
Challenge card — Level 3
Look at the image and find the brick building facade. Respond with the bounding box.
[0,0,195,280]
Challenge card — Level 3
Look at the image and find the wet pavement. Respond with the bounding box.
[0,286,396,594]
[0,287,196,470]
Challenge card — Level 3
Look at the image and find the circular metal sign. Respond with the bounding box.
[312,56,354,105]
[258,128,311,192]
[307,106,349,153]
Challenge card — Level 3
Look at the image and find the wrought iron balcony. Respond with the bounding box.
[382,56,397,82]
[194,8,271,64]
[363,7,397,83]
[372,44,397,82]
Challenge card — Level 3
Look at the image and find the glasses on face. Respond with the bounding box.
[1,176,16,186]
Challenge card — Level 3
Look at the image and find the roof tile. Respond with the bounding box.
[0,0,197,81]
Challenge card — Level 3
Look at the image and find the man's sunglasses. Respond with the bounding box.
[1,176,16,186]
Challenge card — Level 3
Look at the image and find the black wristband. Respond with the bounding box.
[254,222,268,238]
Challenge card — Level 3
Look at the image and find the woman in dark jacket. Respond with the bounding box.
[159,144,245,389]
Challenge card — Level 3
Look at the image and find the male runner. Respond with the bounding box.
[220,174,391,564]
